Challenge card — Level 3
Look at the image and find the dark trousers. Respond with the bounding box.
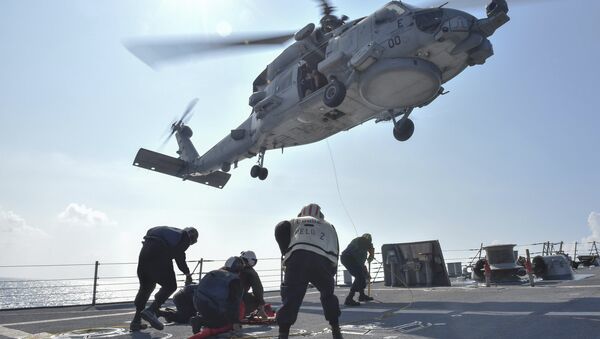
[168,289,195,323]
[341,253,366,294]
[276,250,340,331]
[196,303,228,328]
[133,240,177,320]
[243,292,259,316]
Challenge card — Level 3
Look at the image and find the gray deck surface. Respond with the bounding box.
[1,267,600,339]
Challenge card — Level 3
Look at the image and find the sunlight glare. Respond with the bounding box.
[216,21,233,37]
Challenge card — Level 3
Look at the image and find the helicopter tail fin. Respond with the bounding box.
[133,148,230,189]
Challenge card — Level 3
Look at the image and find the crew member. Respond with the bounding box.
[239,250,268,319]
[191,256,244,335]
[275,203,343,339]
[341,233,374,306]
[130,226,198,331]
[156,283,198,324]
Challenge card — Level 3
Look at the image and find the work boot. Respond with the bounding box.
[190,315,205,334]
[332,326,344,339]
[129,320,148,332]
[344,296,360,306]
[358,294,374,302]
[278,333,289,339]
[141,308,164,330]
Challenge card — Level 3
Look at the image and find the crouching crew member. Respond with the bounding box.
[156,283,198,324]
[341,233,374,306]
[275,203,343,339]
[191,256,244,335]
[130,226,198,331]
[239,250,269,319]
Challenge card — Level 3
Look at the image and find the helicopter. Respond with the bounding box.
[129,0,510,189]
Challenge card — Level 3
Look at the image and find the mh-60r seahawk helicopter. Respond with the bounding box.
[129,0,510,189]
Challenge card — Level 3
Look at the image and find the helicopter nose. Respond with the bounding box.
[433,9,495,66]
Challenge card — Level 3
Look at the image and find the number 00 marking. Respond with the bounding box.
[388,35,402,48]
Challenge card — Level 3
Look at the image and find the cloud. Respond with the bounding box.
[0,207,46,236]
[582,211,600,243]
[57,203,117,227]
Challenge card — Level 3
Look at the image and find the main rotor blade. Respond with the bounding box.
[418,0,555,10]
[124,32,294,68]
[316,0,336,16]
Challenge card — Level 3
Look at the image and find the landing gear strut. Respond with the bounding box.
[250,149,268,180]
[390,109,415,142]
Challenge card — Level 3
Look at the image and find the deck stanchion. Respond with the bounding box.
[367,261,372,297]
[198,258,203,281]
[280,257,283,287]
[92,261,99,306]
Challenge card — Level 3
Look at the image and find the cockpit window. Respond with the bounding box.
[375,2,406,24]
[415,9,443,34]
[386,2,406,16]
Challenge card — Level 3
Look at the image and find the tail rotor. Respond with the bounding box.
[161,98,199,148]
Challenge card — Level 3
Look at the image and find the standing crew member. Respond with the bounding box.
[191,256,244,335]
[239,250,269,319]
[130,226,198,331]
[341,233,374,306]
[275,203,343,339]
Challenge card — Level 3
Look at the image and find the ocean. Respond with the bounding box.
[0,255,385,310]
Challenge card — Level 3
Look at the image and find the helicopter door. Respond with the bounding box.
[297,62,310,99]
[297,61,327,100]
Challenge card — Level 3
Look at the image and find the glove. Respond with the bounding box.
[367,256,374,263]
[257,304,268,320]
[185,274,193,286]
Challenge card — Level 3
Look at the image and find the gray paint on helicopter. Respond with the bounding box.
[131,1,510,188]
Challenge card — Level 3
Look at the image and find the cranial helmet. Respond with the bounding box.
[362,233,372,242]
[224,256,244,273]
[240,250,257,267]
[184,227,198,245]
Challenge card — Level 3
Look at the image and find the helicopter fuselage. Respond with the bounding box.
[182,0,509,178]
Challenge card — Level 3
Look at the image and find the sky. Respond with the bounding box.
[0,0,599,276]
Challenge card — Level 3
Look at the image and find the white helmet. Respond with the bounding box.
[240,250,257,267]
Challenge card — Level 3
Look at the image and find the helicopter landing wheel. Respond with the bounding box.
[393,118,415,141]
[323,79,346,107]
[250,165,261,178]
[258,167,269,180]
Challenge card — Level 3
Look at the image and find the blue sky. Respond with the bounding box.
[0,0,599,271]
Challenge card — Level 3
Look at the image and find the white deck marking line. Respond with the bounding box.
[0,326,32,338]
[394,310,453,314]
[462,311,532,316]
[299,305,390,313]
[264,291,319,300]
[0,311,135,327]
[556,285,600,288]
[546,312,600,316]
